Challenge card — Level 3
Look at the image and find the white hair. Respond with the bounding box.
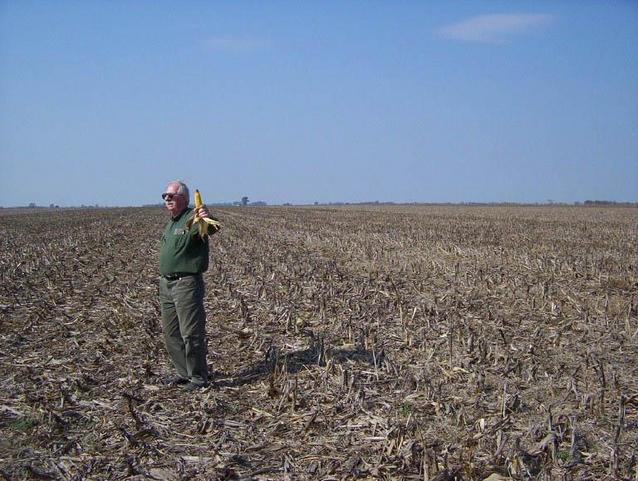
[168,180,190,202]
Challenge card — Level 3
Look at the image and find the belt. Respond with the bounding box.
[162,272,198,280]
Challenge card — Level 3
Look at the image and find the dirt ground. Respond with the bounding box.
[1,205,637,480]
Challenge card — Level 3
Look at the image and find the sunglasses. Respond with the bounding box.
[162,193,181,201]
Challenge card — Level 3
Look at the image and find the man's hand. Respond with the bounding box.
[195,205,210,219]
[186,190,222,238]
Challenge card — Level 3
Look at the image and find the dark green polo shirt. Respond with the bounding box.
[159,207,209,276]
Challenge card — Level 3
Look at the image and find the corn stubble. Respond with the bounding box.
[0,204,637,480]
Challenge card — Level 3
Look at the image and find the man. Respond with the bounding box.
[159,180,220,391]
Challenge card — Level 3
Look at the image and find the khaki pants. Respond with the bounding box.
[159,274,208,385]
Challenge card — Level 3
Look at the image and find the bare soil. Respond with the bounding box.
[1,205,637,480]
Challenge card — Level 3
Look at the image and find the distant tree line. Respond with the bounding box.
[6,199,635,209]
[582,200,637,206]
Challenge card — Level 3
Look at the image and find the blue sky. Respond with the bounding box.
[1,1,636,206]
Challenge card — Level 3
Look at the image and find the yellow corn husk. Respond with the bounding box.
[186,189,221,239]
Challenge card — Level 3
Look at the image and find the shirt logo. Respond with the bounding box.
[173,228,187,235]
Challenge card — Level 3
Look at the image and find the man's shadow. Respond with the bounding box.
[210,337,379,388]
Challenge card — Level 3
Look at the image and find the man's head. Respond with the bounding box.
[162,180,189,217]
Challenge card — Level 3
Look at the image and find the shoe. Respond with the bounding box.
[164,375,189,386]
[183,382,208,392]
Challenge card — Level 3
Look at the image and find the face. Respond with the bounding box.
[162,183,188,217]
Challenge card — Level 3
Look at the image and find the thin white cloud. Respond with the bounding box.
[437,14,554,44]
[203,35,261,53]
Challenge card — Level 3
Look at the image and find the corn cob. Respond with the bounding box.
[186,189,221,239]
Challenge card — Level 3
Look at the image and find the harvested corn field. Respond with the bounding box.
[1,205,637,480]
